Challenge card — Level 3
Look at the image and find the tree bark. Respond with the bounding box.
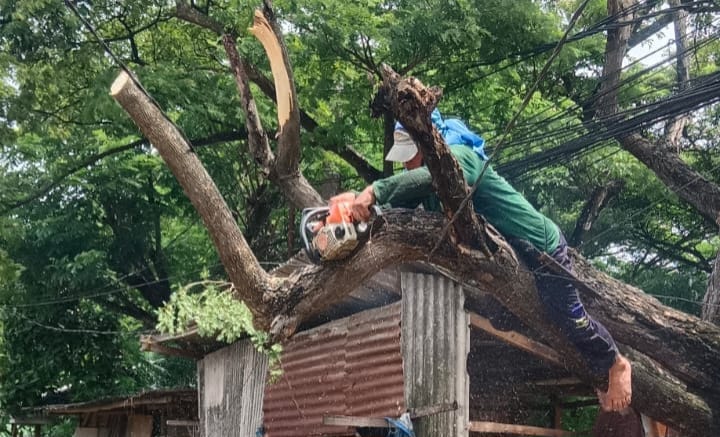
[570,179,625,247]
[109,71,273,325]
[703,250,720,324]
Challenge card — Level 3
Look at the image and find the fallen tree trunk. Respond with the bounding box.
[270,210,720,435]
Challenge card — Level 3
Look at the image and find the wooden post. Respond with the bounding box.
[11,424,17,437]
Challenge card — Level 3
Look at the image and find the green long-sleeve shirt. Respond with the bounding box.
[372,145,560,253]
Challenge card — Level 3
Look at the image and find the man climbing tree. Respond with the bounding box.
[337,109,632,412]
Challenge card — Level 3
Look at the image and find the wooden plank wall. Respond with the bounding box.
[197,340,268,437]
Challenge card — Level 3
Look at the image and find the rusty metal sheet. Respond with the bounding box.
[263,303,404,437]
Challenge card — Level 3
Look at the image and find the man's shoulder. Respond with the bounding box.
[449,144,482,161]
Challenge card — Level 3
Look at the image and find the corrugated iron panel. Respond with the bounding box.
[346,304,404,418]
[401,272,469,437]
[264,303,404,437]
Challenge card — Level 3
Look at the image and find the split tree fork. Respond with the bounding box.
[331,123,632,413]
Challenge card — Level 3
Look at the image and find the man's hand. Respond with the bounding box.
[328,192,356,207]
[351,186,375,222]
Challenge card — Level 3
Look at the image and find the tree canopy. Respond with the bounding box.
[1,0,719,434]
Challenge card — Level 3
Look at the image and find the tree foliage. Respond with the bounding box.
[0,0,718,430]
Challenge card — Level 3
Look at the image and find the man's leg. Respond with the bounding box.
[531,236,632,411]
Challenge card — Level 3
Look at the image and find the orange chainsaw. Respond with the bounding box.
[300,202,379,263]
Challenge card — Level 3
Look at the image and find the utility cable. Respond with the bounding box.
[429,0,593,257]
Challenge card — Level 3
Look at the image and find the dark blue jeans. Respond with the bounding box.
[517,234,619,376]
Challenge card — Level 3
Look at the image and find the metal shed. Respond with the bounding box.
[143,265,623,437]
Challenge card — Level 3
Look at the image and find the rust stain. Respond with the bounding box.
[263,303,404,437]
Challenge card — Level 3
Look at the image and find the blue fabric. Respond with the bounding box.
[384,417,415,437]
[395,109,488,160]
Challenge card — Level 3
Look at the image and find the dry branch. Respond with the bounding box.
[377,64,496,255]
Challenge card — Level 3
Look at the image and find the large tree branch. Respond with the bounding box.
[620,133,720,225]
[174,1,382,183]
[268,210,720,436]
[222,33,323,208]
[110,71,273,325]
[569,179,625,247]
[596,0,720,226]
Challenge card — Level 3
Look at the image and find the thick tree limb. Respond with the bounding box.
[570,180,625,247]
[110,71,273,325]
[620,133,720,225]
[268,210,720,436]
[376,65,496,256]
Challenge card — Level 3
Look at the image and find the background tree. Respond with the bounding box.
[1,0,719,434]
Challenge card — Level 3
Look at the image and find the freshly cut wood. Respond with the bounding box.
[468,421,576,436]
[323,415,390,428]
[249,9,294,135]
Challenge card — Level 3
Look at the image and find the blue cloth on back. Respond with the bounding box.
[395,109,488,160]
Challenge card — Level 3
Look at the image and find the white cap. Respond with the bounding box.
[385,129,418,162]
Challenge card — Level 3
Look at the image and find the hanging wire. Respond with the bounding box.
[429,0,594,256]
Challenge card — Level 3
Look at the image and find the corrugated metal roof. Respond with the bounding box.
[264,303,404,437]
[42,388,197,415]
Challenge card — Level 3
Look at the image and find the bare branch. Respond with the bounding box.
[377,64,496,256]
[110,71,272,324]
[569,179,625,247]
